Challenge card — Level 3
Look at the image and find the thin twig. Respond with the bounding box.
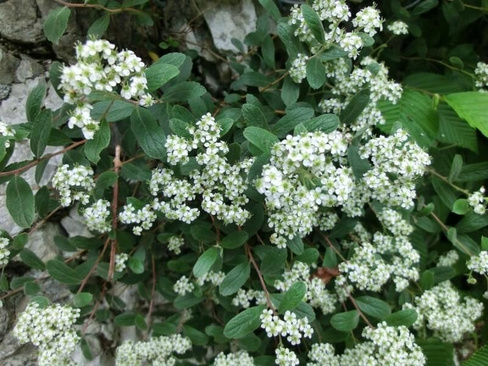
[245,243,275,311]
[107,145,121,282]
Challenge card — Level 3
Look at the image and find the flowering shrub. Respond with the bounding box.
[1,0,488,365]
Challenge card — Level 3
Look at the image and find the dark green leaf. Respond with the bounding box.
[193,247,220,277]
[340,89,370,126]
[438,103,477,153]
[449,154,463,182]
[163,82,206,103]
[417,339,455,366]
[348,144,372,179]
[281,76,300,107]
[301,4,325,44]
[91,100,135,122]
[244,126,279,154]
[219,262,250,296]
[355,296,391,320]
[114,312,137,326]
[463,345,488,366]
[84,119,110,164]
[87,14,110,37]
[130,107,166,159]
[46,259,83,285]
[20,248,45,270]
[303,114,339,133]
[128,257,145,274]
[330,310,359,332]
[242,103,268,129]
[452,199,470,215]
[6,176,35,228]
[286,235,304,255]
[223,305,265,339]
[184,325,209,346]
[220,231,249,249]
[145,63,180,91]
[272,107,314,138]
[412,0,439,15]
[258,0,281,21]
[26,82,46,123]
[455,163,488,183]
[24,281,40,296]
[384,309,418,327]
[306,57,326,89]
[30,110,52,158]
[43,7,71,44]
[260,247,287,276]
[456,212,488,233]
[279,281,307,313]
[73,292,93,308]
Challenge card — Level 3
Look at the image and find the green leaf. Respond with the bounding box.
[340,89,370,126]
[26,82,46,123]
[449,154,463,182]
[220,231,249,249]
[20,249,45,270]
[277,20,301,59]
[87,14,110,38]
[163,82,206,103]
[260,247,287,276]
[145,63,180,91]
[456,212,488,233]
[30,110,52,158]
[130,107,166,159]
[174,293,203,309]
[193,247,220,277]
[286,235,304,255]
[73,292,93,308]
[184,325,209,346]
[463,345,488,366]
[417,339,455,366]
[451,199,469,215]
[262,35,276,69]
[91,100,135,122]
[169,118,192,138]
[122,0,148,6]
[114,312,137,326]
[330,310,359,332]
[348,144,372,179]
[11,233,28,251]
[231,72,273,90]
[384,309,418,327]
[128,257,145,274]
[378,89,439,147]
[46,259,83,285]
[301,4,325,44]
[437,103,477,153]
[6,176,35,228]
[242,103,268,129]
[279,281,307,313]
[306,57,326,89]
[43,7,71,44]
[281,76,300,107]
[303,114,339,133]
[219,262,250,296]
[432,176,458,210]
[24,281,40,296]
[445,92,488,138]
[223,305,265,339]
[84,120,110,164]
[258,0,281,21]
[355,296,391,320]
[412,0,439,15]
[272,107,314,138]
[244,127,279,154]
[456,163,488,183]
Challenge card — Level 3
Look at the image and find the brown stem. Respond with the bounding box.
[245,243,275,311]
[53,0,145,14]
[107,145,121,282]
[322,234,348,262]
[0,140,86,178]
[347,292,374,329]
[259,72,289,93]
[77,238,111,294]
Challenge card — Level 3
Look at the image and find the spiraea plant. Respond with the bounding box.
[1,0,488,365]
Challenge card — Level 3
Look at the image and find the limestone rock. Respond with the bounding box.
[200,0,257,53]
[25,222,61,262]
[0,47,20,85]
[0,0,44,44]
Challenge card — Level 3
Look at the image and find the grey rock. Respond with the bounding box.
[0,84,11,100]
[0,0,44,44]
[25,222,61,262]
[200,0,257,53]
[61,206,93,238]
[0,47,20,85]
[15,57,45,83]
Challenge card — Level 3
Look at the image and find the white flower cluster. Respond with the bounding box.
[214,351,255,366]
[195,270,225,287]
[59,39,153,139]
[352,5,383,37]
[119,202,157,236]
[52,164,95,206]
[115,253,129,272]
[173,275,194,296]
[289,53,309,83]
[82,199,111,233]
[232,288,267,308]
[274,261,337,314]
[356,129,431,210]
[13,302,80,366]
[377,208,413,237]
[337,232,420,294]
[0,121,14,148]
[115,334,191,366]
[387,21,409,35]
[405,281,484,342]
[260,309,313,345]
[467,251,488,275]
[437,250,459,267]
[121,114,254,235]
[320,57,403,134]
[0,237,10,267]
[256,131,353,241]
[275,346,300,366]
[307,322,425,366]
[474,62,488,92]
[468,186,487,215]
[168,236,185,254]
